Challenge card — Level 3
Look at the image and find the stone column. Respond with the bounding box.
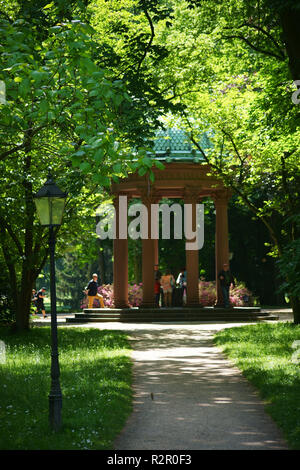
[214,190,231,307]
[113,194,129,308]
[154,238,159,268]
[184,189,200,307]
[141,192,159,308]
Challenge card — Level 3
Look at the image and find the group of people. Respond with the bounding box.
[154,267,187,308]
[31,264,235,316]
[155,262,235,309]
[31,274,105,317]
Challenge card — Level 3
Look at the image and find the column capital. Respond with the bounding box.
[212,189,232,206]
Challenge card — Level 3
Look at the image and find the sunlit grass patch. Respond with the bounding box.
[0,327,132,450]
[214,322,300,449]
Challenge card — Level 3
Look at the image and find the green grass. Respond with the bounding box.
[214,322,300,449]
[0,326,133,450]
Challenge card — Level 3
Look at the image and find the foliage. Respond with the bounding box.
[2,0,300,327]
[0,259,15,323]
[0,0,178,329]
[0,326,132,450]
[277,232,300,299]
[0,11,131,329]
[214,322,300,449]
[153,0,300,321]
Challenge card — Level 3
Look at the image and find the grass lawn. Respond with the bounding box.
[214,322,300,449]
[0,326,132,450]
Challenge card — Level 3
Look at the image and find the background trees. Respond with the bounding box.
[0,0,175,328]
[1,0,299,325]
[151,0,300,321]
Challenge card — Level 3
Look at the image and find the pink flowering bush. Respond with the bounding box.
[198,281,216,306]
[81,283,143,308]
[230,283,255,307]
[80,280,255,309]
[81,284,114,309]
[128,283,143,307]
[199,280,255,306]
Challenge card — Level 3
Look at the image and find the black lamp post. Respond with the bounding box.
[34,171,67,432]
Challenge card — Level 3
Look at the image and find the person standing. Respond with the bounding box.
[36,287,47,318]
[218,263,235,308]
[84,273,105,309]
[154,278,161,308]
[176,268,187,305]
[160,269,175,307]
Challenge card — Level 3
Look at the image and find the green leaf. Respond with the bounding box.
[94,148,104,162]
[113,162,122,173]
[43,2,54,9]
[154,160,165,170]
[73,150,85,157]
[149,170,155,183]
[142,156,152,168]
[79,161,91,172]
[138,167,147,176]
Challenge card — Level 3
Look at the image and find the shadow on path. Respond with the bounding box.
[115,327,288,450]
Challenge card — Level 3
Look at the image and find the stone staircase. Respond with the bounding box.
[65,306,279,323]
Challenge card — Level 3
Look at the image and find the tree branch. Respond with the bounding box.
[0,216,23,256]
[187,128,280,248]
[224,22,286,59]
[136,9,155,74]
[222,34,285,61]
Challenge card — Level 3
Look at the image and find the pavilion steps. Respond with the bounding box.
[66,307,279,323]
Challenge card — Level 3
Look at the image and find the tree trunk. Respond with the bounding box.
[290,296,300,325]
[15,285,31,330]
[280,7,300,80]
[15,265,36,330]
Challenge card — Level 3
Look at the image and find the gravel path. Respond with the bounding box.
[113,323,288,450]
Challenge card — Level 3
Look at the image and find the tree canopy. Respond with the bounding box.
[1,0,300,326]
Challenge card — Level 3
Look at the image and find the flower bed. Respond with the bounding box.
[81,283,143,309]
[81,281,255,308]
[128,283,143,307]
[199,280,255,307]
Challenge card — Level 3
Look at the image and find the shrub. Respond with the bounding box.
[128,283,143,307]
[80,283,143,308]
[0,294,15,324]
[80,281,255,309]
[81,284,114,309]
[199,280,255,306]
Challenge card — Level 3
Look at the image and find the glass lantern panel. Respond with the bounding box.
[50,197,66,225]
[34,197,51,226]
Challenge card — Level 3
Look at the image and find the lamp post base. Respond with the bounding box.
[49,393,63,432]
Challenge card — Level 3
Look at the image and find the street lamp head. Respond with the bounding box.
[34,171,67,227]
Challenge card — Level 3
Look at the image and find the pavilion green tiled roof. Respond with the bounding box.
[148,128,212,162]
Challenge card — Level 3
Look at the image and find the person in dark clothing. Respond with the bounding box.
[36,287,47,318]
[84,273,104,309]
[176,268,187,305]
[218,263,235,308]
[154,279,161,307]
[32,289,38,313]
